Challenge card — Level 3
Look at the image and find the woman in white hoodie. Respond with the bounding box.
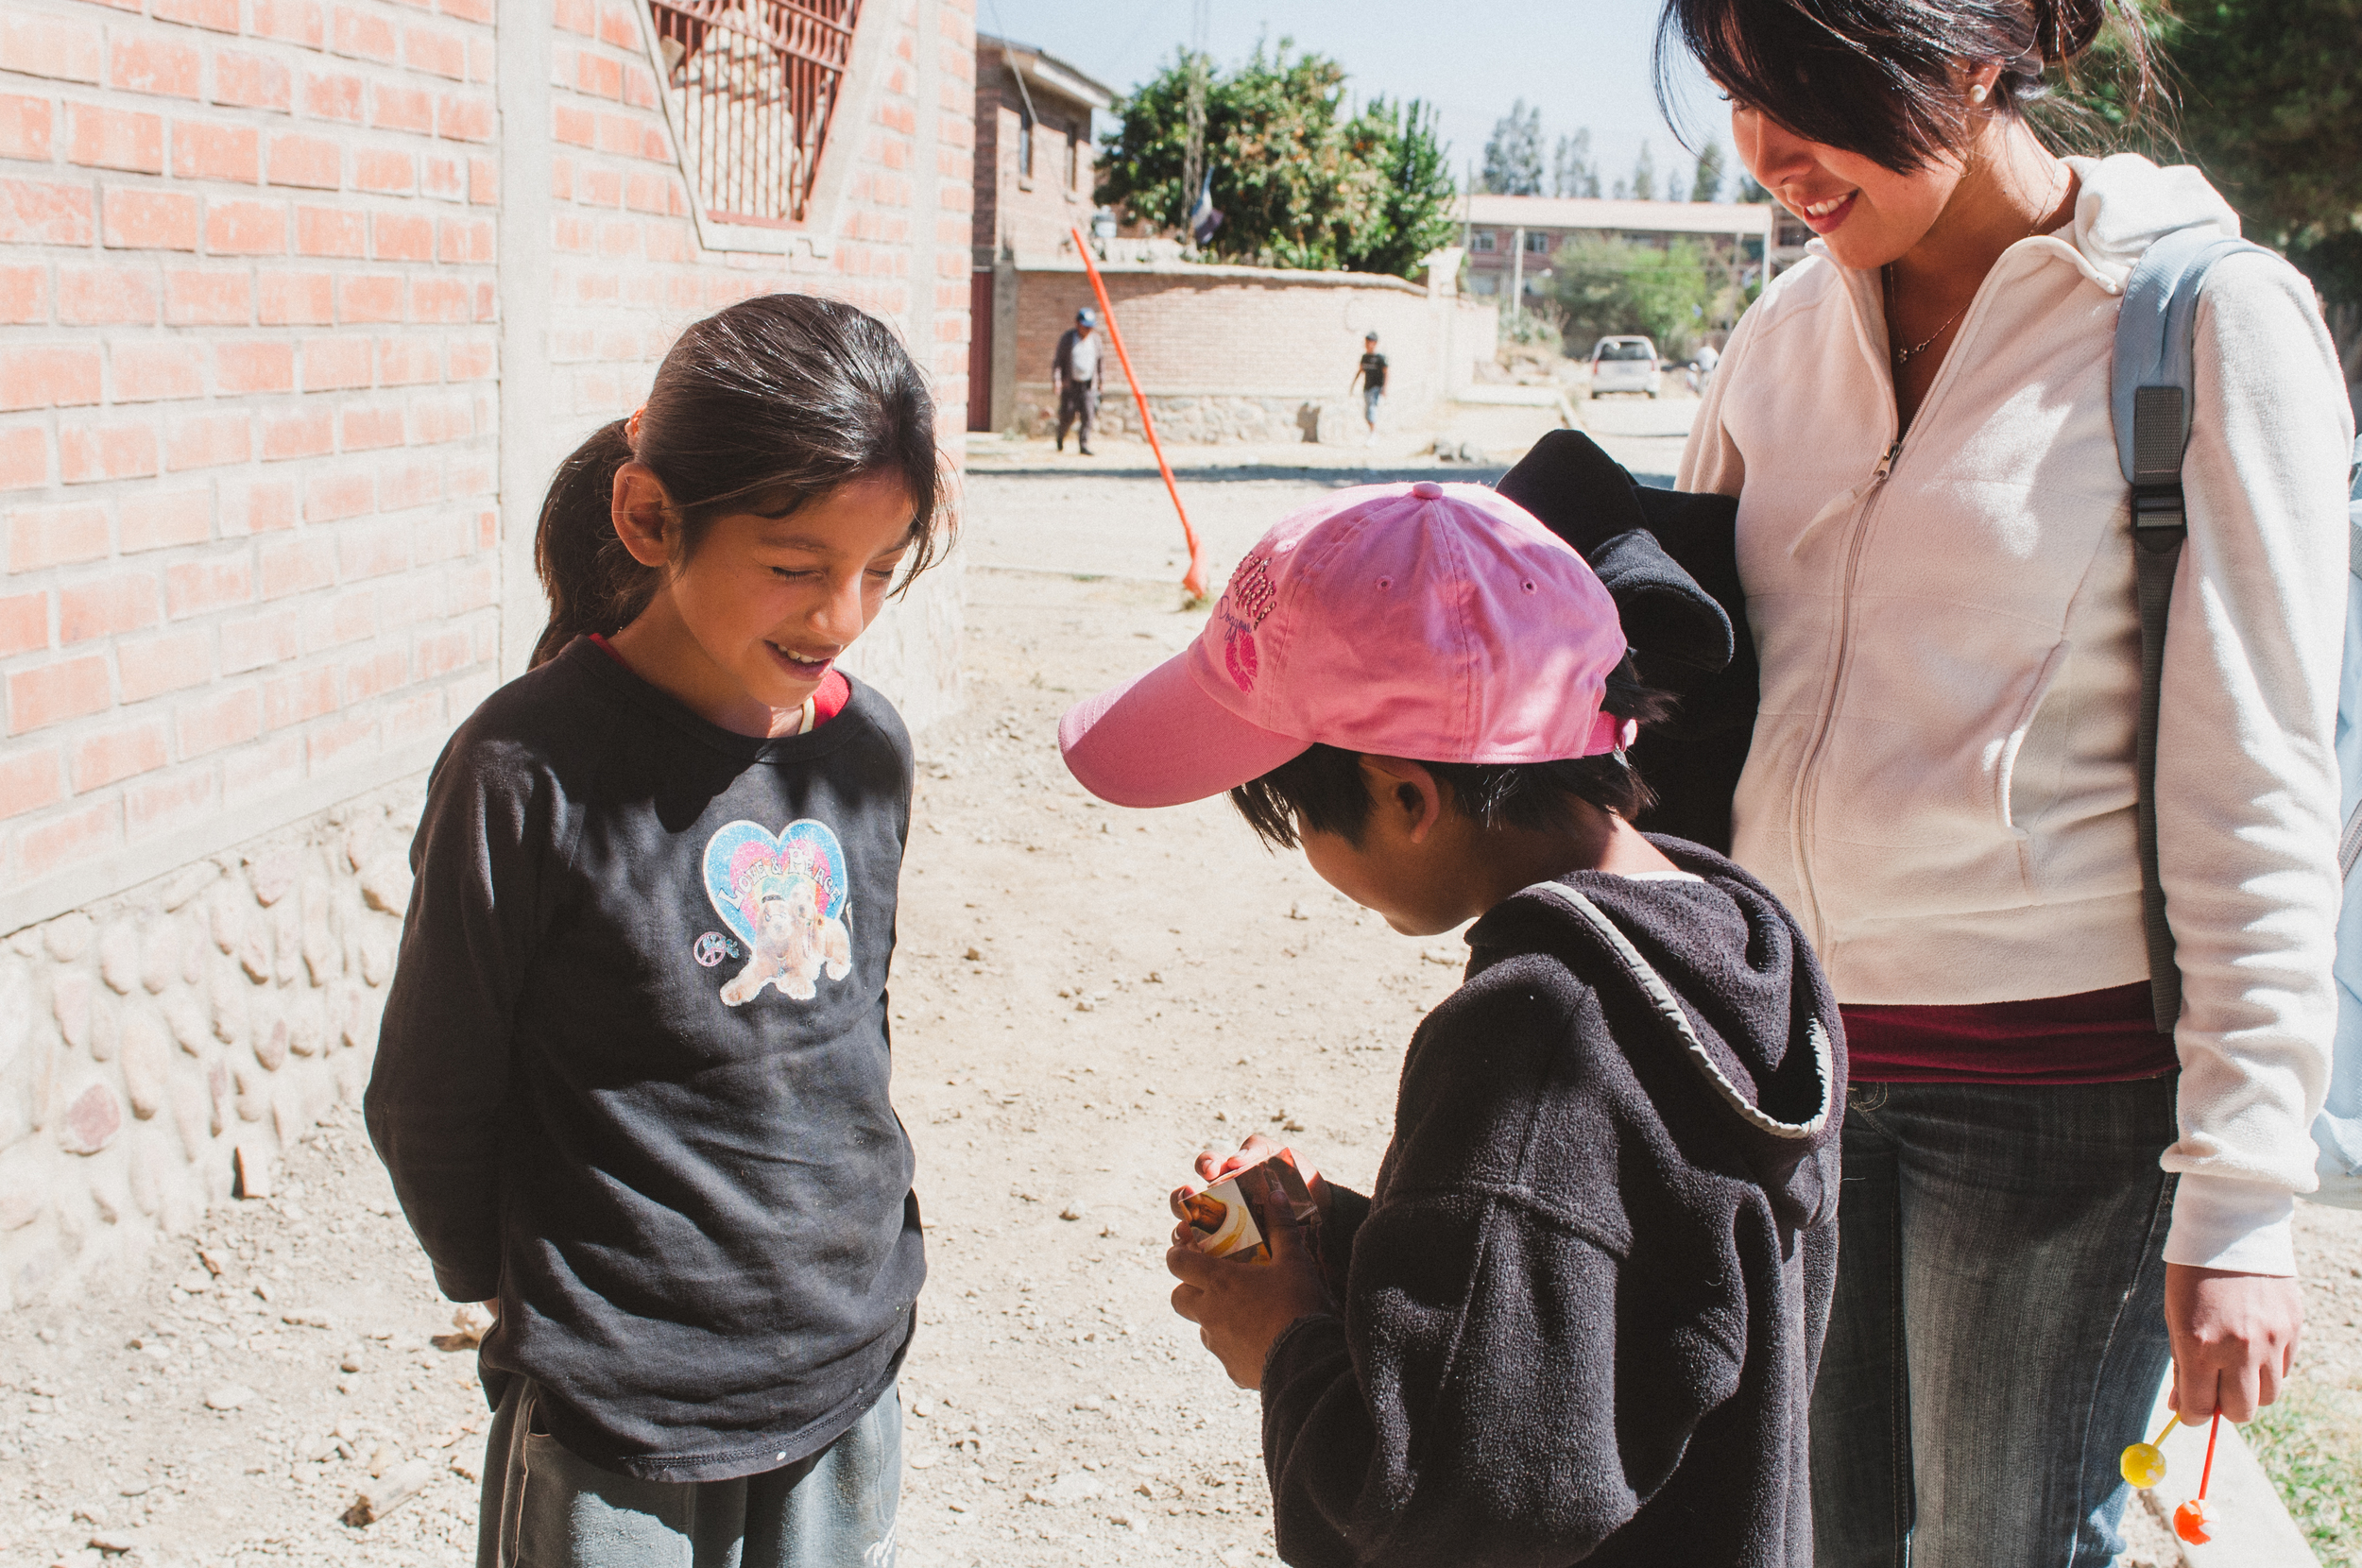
[1661,0,2354,1561]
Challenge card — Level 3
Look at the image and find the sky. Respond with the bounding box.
[974,0,1736,202]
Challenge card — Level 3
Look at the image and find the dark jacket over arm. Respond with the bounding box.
[1260,845,1842,1568]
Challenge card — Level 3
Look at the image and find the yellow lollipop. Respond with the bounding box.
[2120,1414,2181,1490]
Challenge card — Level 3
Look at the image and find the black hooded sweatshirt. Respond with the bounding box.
[1260,840,1844,1567]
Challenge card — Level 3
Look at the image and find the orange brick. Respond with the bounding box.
[0,745,64,821]
[303,69,364,123]
[251,0,326,46]
[127,767,216,838]
[408,394,471,443]
[9,656,111,733]
[338,519,408,578]
[306,709,377,771]
[57,266,158,326]
[448,339,492,380]
[20,798,125,878]
[116,627,213,703]
[203,197,287,254]
[370,82,432,133]
[222,731,304,803]
[174,685,263,756]
[119,487,211,553]
[371,211,433,261]
[110,36,203,99]
[0,94,55,162]
[70,718,169,791]
[0,265,45,323]
[258,268,332,324]
[171,120,260,182]
[442,0,495,23]
[60,573,159,643]
[164,410,251,470]
[342,644,406,701]
[332,5,398,62]
[213,50,292,112]
[214,340,294,394]
[154,0,243,29]
[341,404,403,449]
[260,407,333,461]
[403,23,467,79]
[263,663,335,727]
[0,13,103,85]
[68,105,163,173]
[469,155,496,204]
[267,133,342,190]
[8,502,108,570]
[219,479,296,537]
[576,50,622,99]
[1,347,103,415]
[220,607,299,671]
[337,273,403,323]
[552,104,594,148]
[0,428,45,492]
[295,204,365,257]
[376,337,437,385]
[354,147,415,194]
[112,341,206,402]
[301,335,373,391]
[300,469,374,522]
[59,421,160,485]
[163,268,249,325]
[408,277,468,323]
[102,187,199,250]
[164,557,251,617]
[422,153,462,200]
[261,536,335,599]
[438,215,492,263]
[1,179,97,246]
[597,3,636,47]
[0,590,48,656]
[437,93,494,143]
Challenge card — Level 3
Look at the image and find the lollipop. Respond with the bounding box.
[2170,1413,2224,1545]
[2119,1412,2180,1489]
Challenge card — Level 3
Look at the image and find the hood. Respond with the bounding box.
[1464,839,1844,1228]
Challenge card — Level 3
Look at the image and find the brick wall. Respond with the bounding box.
[1,0,974,1307]
[971,43,1093,265]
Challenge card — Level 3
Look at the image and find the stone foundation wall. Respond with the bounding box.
[0,779,419,1312]
[1014,389,1341,447]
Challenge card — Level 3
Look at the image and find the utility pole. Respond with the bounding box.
[1181,0,1208,256]
[1512,225,1525,325]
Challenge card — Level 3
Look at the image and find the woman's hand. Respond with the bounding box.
[2165,1263,2302,1423]
[1167,1210,1334,1389]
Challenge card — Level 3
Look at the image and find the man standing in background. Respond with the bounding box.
[1053,308,1103,455]
[1348,332,1388,448]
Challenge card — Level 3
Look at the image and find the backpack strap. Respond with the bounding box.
[2114,229,2276,1033]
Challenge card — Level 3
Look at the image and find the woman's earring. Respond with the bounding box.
[1970,82,1990,103]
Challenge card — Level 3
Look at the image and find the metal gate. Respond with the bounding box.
[648,0,860,228]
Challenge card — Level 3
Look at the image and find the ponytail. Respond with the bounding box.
[528,294,950,671]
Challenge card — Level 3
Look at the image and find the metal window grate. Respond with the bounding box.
[649,0,860,228]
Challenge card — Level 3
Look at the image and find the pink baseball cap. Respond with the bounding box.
[1058,480,1632,808]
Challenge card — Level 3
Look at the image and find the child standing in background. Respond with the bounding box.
[367,294,948,1568]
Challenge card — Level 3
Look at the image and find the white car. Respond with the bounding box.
[1589,336,1663,398]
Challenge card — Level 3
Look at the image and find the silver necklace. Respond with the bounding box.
[1884,165,2066,367]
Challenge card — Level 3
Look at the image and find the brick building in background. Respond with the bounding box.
[0,0,974,1306]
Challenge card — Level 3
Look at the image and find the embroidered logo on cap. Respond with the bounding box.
[1220,554,1276,692]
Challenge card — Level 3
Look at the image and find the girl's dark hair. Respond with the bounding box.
[531,293,948,669]
[1228,675,1675,851]
[1655,0,2156,173]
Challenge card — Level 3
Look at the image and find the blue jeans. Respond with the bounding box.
[1810,1078,2179,1567]
[479,1379,901,1568]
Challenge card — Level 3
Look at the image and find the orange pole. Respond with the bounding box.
[1070,225,1207,599]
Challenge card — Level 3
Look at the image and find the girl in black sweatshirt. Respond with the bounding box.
[367,296,949,1567]
[1059,479,1845,1566]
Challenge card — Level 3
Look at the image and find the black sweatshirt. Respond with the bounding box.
[1261,841,1844,1567]
[365,638,924,1482]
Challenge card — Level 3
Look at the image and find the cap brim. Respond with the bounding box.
[1058,652,1310,808]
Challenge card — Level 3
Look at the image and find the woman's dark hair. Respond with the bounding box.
[1228,675,1675,851]
[1655,0,2156,173]
[530,293,949,669]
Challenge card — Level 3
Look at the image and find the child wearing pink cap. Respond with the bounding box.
[1060,480,1847,1567]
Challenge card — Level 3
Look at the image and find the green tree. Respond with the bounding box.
[1736,173,1772,202]
[2057,0,2362,398]
[1553,130,1601,198]
[1549,236,1714,357]
[1690,140,1727,203]
[1093,43,1456,278]
[1483,100,1545,196]
[1631,143,1658,202]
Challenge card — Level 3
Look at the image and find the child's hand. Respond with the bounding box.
[1166,1210,1333,1390]
[1168,1134,1330,1240]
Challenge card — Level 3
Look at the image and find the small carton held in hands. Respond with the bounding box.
[1180,1148,1321,1263]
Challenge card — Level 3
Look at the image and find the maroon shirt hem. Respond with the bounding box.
[1840,980,2180,1085]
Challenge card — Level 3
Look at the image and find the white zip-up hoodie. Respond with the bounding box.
[1679,155,2353,1274]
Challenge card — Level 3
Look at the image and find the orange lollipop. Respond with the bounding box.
[2170,1413,2224,1544]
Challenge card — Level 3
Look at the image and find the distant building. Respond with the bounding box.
[1458,194,1780,306]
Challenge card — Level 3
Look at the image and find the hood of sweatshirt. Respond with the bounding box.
[1464,838,1845,1230]
[2061,153,2242,292]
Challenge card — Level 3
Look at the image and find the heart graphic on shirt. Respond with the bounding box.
[700,819,853,1005]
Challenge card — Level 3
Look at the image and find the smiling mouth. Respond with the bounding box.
[1796,190,1857,231]
[767,642,836,676]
